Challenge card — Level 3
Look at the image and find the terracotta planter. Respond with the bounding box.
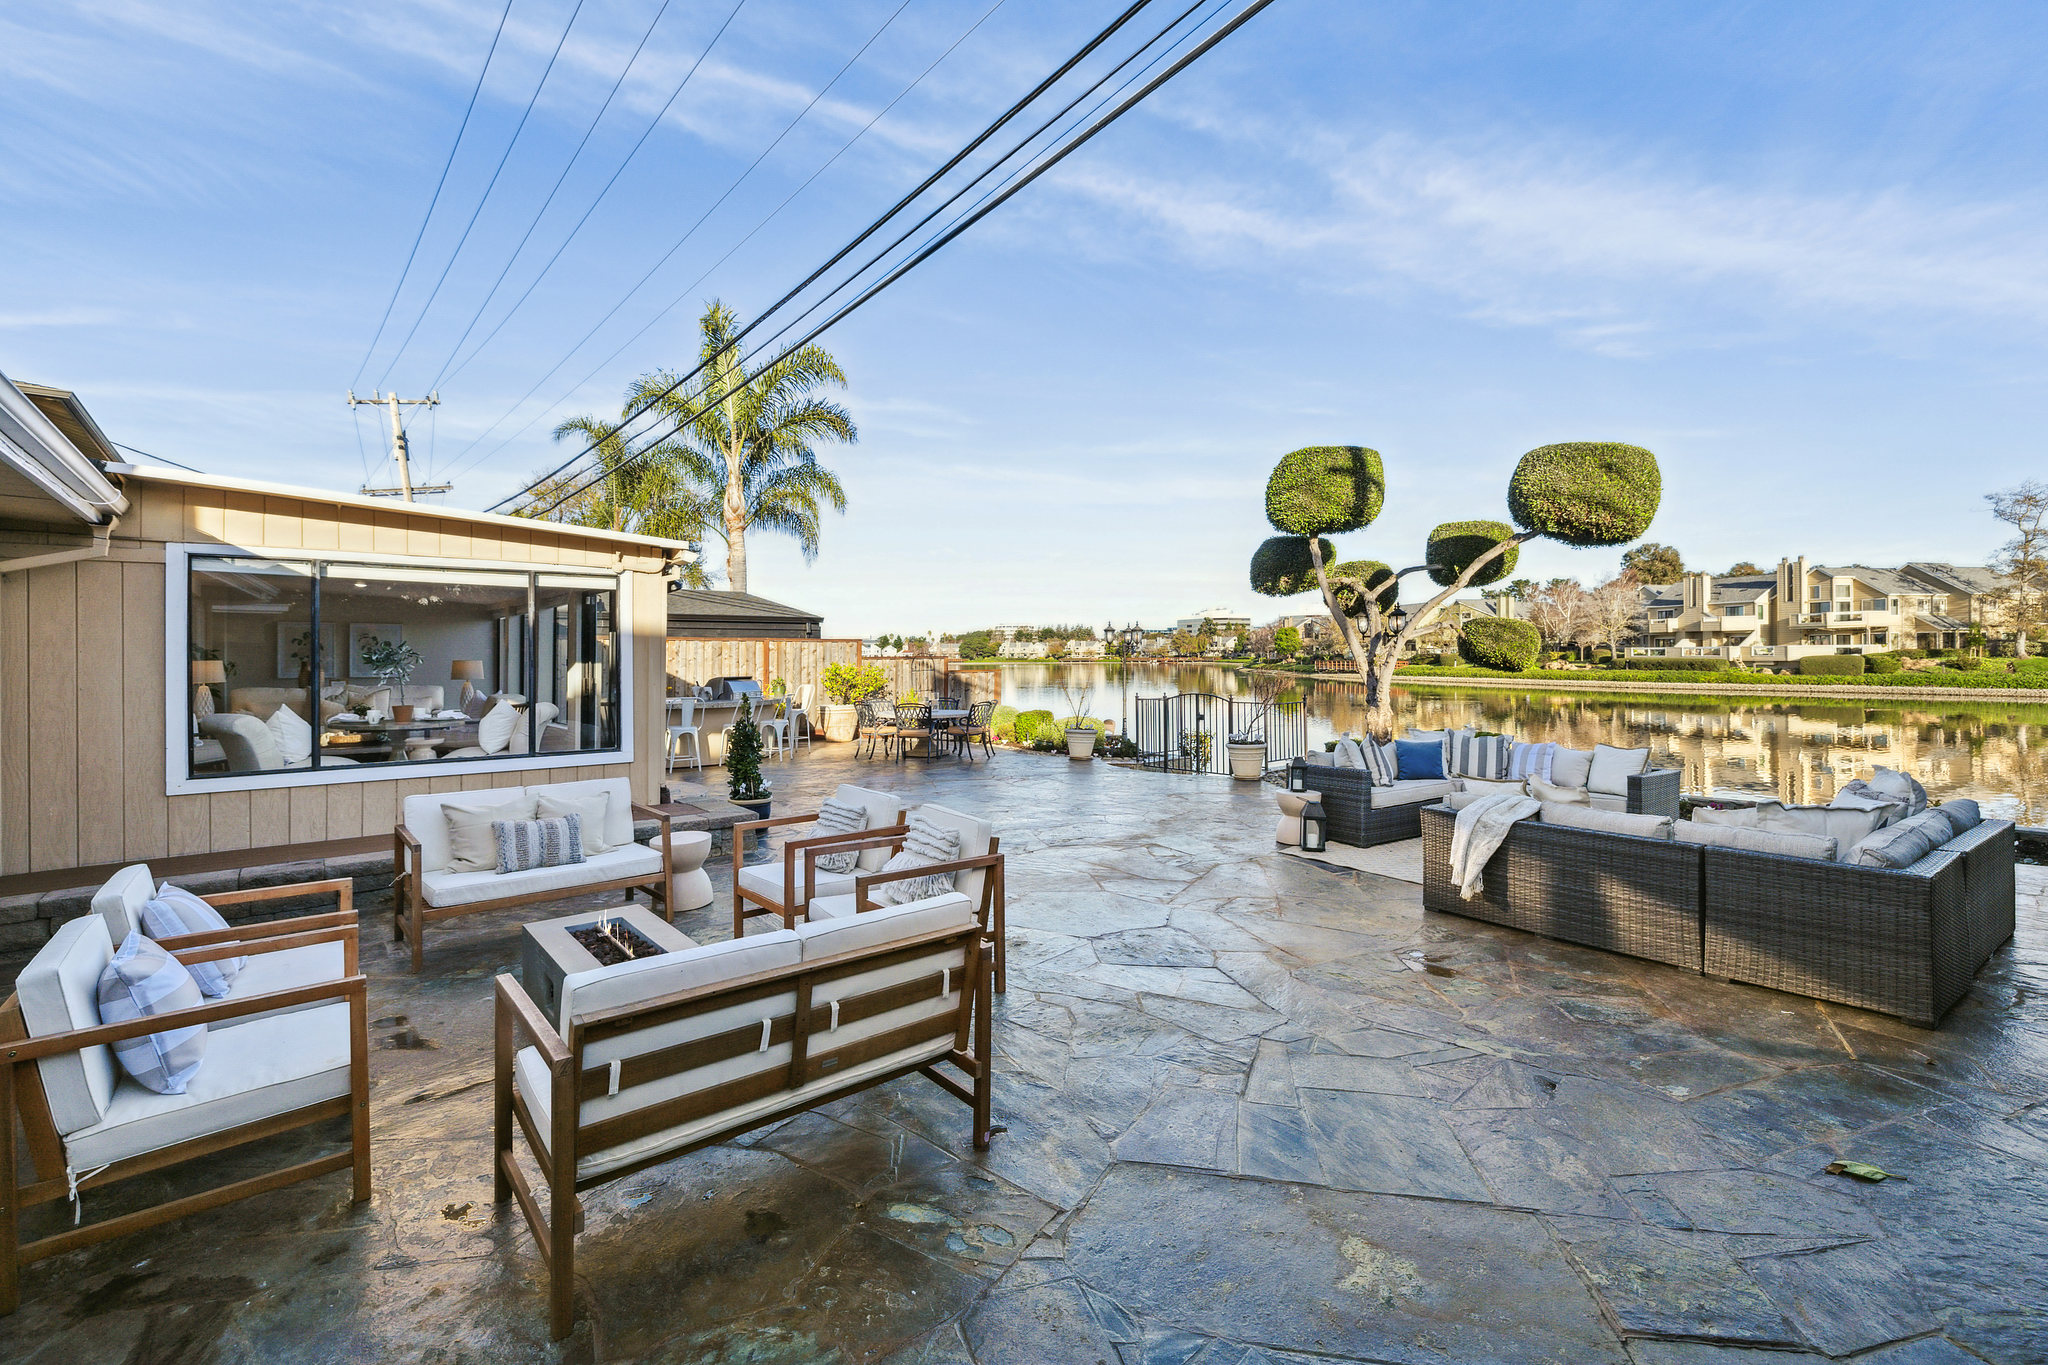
[1226,741,1266,781]
[1065,727,1098,760]
[390,704,417,723]
[821,704,860,742]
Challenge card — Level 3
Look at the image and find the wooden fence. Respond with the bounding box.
[663,641,1002,727]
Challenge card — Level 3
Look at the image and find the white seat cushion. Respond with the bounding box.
[736,861,858,907]
[1587,792,1629,812]
[1538,802,1673,841]
[211,943,348,1028]
[1675,822,1836,861]
[1369,779,1455,808]
[64,1002,352,1170]
[91,864,156,943]
[795,893,976,960]
[829,785,906,872]
[419,843,660,909]
[806,894,858,920]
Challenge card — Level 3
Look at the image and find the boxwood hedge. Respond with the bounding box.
[1798,655,1866,676]
[1250,535,1337,597]
[1458,617,1542,670]
[1264,446,1384,536]
[1426,520,1519,588]
[1507,442,1660,547]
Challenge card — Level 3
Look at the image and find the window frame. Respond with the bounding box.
[164,543,634,795]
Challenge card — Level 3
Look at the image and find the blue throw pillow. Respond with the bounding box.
[1394,739,1443,781]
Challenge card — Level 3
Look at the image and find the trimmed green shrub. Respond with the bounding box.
[1249,535,1337,596]
[1328,559,1398,615]
[991,704,1019,740]
[1507,442,1661,546]
[1012,709,1055,744]
[1426,520,1520,588]
[1264,445,1384,536]
[2016,656,2048,672]
[1944,654,1984,672]
[1632,658,1728,672]
[1798,655,1867,676]
[1458,617,1541,671]
[1863,653,1903,674]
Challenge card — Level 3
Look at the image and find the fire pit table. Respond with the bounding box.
[519,905,696,1023]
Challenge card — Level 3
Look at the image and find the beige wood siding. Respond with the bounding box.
[0,480,670,879]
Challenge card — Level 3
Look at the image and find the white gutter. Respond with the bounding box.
[0,522,115,576]
[0,367,128,524]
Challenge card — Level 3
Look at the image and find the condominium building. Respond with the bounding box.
[1173,607,1251,635]
[1630,557,2009,663]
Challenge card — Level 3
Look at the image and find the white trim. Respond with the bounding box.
[164,545,637,797]
[0,369,128,523]
[109,462,690,555]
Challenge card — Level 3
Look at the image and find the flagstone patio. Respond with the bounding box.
[1,746,2043,1363]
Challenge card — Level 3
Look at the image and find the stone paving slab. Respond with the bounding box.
[0,746,2042,1362]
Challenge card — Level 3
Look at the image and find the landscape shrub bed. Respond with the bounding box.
[1798,655,1867,676]
[1385,663,2048,690]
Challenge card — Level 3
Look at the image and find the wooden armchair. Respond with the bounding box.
[494,895,997,1339]
[0,898,369,1314]
[731,783,906,936]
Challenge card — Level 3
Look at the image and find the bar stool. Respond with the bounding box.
[666,698,703,773]
[757,696,793,762]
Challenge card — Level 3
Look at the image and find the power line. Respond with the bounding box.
[437,0,1010,488]
[112,441,206,474]
[512,0,1273,520]
[420,0,679,395]
[428,0,751,396]
[461,0,1162,499]
[372,0,591,392]
[351,0,517,390]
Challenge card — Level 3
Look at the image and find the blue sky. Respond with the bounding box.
[5,0,2045,637]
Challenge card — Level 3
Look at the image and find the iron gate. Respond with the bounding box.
[1132,693,1307,775]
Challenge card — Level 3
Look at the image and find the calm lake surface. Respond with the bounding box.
[992,662,2048,823]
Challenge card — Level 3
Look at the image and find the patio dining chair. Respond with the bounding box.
[946,701,995,759]
[857,700,897,759]
[893,703,933,762]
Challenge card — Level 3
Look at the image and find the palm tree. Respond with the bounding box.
[633,300,854,595]
[519,401,719,586]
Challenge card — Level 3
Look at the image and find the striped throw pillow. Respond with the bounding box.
[811,797,870,873]
[1507,741,1557,783]
[140,883,245,998]
[97,931,207,1095]
[872,814,962,907]
[1361,738,1398,786]
[1449,732,1510,780]
[494,815,585,874]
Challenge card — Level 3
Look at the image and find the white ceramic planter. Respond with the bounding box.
[821,704,859,742]
[1066,727,1098,760]
[1226,741,1266,781]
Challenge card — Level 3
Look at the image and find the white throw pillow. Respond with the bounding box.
[442,795,533,873]
[265,704,312,766]
[1586,744,1650,796]
[1528,776,1590,805]
[1332,738,1365,769]
[139,884,244,996]
[97,931,207,1095]
[477,700,520,755]
[535,791,614,854]
[1548,747,1594,789]
[809,797,870,874]
[872,814,962,907]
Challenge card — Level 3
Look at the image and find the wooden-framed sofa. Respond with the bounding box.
[494,892,997,1339]
[1419,803,2017,1025]
[730,784,907,937]
[0,878,368,1313]
[395,777,677,973]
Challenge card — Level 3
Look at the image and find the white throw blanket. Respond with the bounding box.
[1449,794,1540,899]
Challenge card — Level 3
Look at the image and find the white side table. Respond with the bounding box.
[659,830,715,912]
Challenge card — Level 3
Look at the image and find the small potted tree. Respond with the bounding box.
[820,662,887,742]
[1059,682,1098,760]
[1225,718,1267,780]
[358,636,424,721]
[725,694,771,820]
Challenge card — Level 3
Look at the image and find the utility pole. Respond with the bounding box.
[348,390,450,500]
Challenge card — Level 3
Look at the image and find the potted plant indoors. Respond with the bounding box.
[820,662,888,742]
[359,636,424,721]
[725,694,772,822]
[1059,681,1098,760]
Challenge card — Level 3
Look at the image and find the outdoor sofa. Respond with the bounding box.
[1419,802,2016,1025]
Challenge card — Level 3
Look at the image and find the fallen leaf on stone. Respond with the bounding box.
[1825,1160,1893,1182]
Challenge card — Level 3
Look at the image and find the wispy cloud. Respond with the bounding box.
[0,307,122,329]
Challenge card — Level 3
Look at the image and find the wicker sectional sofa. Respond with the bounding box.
[1311,763,1681,849]
[1418,804,2016,1025]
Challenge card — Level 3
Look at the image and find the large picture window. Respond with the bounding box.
[182,554,621,781]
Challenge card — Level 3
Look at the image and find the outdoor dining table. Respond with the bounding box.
[923,706,969,757]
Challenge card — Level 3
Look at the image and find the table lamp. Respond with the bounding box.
[190,659,225,718]
[451,659,485,708]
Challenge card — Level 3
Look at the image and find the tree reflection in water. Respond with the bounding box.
[994,663,2048,822]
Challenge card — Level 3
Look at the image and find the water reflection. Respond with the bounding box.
[990,663,2048,822]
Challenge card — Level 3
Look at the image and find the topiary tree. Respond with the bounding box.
[1249,441,1661,739]
[1458,617,1541,671]
[725,694,769,801]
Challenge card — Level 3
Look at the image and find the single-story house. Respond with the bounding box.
[0,369,694,893]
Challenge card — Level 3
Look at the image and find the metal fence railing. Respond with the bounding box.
[1132,693,1306,775]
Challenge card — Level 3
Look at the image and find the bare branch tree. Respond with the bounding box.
[1988,480,2048,657]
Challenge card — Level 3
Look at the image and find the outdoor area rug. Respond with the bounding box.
[1280,838,1423,883]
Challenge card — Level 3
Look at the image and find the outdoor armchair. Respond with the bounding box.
[731,783,906,936]
[0,905,369,1314]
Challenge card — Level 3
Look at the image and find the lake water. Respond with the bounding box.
[992,662,2048,823]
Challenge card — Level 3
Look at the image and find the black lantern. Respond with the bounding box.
[1287,758,1309,793]
[1300,800,1328,852]
[1389,603,1409,634]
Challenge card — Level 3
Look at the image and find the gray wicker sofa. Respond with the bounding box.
[1419,804,2015,1026]
[1314,763,1680,849]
